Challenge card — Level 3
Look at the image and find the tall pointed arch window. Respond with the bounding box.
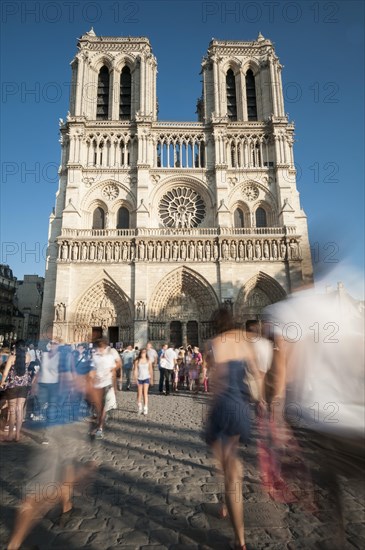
[117,207,130,229]
[226,69,237,121]
[234,208,245,228]
[96,66,110,120]
[120,66,131,120]
[255,207,267,228]
[246,69,257,121]
[92,207,105,230]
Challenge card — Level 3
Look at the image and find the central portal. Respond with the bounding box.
[149,267,220,349]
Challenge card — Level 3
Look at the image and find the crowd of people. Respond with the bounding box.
[0,288,364,550]
[0,339,210,444]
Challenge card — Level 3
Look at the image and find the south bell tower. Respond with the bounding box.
[41,31,312,346]
[197,35,312,278]
[201,33,285,122]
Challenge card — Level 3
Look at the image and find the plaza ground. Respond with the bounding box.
[0,383,364,549]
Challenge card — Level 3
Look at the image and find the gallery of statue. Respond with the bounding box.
[40,30,313,347]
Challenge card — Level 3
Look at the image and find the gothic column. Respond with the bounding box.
[212,57,220,117]
[74,54,84,116]
[240,69,247,121]
[217,63,222,117]
[276,63,285,117]
[269,57,279,116]
[182,322,187,348]
[110,67,120,120]
[139,55,146,116]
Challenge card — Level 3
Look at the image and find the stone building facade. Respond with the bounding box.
[15,275,44,343]
[0,264,19,346]
[41,30,313,347]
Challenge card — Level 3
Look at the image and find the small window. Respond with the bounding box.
[117,207,130,229]
[120,66,131,120]
[96,66,110,120]
[226,69,237,121]
[256,207,267,228]
[246,69,257,121]
[92,207,105,230]
[234,208,245,228]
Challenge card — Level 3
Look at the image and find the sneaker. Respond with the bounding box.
[143,406,148,416]
[95,429,103,439]
[138,403,143,414]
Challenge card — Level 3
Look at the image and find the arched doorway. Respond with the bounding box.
[73,279,133,345]
[148,267,219,347]
[235,272,287,324]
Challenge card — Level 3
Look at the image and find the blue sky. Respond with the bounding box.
[1,0,364,297]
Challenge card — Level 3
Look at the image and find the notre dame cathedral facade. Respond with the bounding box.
[40,29,313,347]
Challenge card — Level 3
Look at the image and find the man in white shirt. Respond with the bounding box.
[162,343,177,396]
[90,338,118,439]
[36,340,60,423]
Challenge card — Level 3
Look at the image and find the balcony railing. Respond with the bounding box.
[60,226,296,239]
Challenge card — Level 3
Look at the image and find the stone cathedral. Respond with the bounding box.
[40,30,313,347]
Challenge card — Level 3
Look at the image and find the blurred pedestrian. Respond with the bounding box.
[121,345,135,390]
[6,341,97,550]
[204,307,263,550]
[89,338,118,439]
[264,284,365,548]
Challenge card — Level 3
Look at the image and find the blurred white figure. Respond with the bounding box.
[265,284,364,435]
[264,282,365,548]
[245,321,273,382]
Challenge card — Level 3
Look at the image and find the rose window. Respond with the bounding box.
[102,183,119,201]
[159,187,206,228]
[242,184,259,201]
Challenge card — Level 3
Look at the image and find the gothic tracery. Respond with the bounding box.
[158,187,206,228]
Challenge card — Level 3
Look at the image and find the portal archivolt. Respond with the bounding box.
[148,267,219,345]
[73,279,133,342]
[235,271,286,319]
[149,267,219,322]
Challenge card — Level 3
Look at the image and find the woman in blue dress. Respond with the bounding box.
[205,308,263,550]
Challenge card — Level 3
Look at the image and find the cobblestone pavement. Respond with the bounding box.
[1,380,364,549]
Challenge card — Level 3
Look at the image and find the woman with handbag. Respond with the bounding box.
[204,308,263,550]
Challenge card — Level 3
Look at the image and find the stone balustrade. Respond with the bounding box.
[60,226,296,239]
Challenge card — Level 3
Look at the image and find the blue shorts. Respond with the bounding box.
[138,378,150,385]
